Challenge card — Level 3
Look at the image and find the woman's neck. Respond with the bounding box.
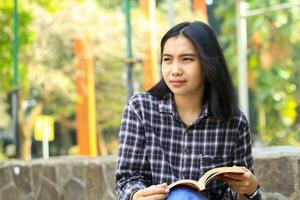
[174,94,203,125]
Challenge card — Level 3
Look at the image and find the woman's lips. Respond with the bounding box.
[169,80,186,87]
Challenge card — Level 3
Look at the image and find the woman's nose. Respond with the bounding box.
[171,62,183,76]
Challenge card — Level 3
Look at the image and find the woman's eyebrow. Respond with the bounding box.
[162,53,196,57]
[180,53,196,57]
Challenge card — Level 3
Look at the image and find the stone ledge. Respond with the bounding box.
[253,146,300,200]
[0,155,117,200]
[0,147,299,200]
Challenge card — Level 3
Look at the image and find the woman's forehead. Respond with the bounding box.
[163,35,197,54]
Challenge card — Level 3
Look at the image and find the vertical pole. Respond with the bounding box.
[74,38,98,156]
[192,0,208,22]
[12,0,20,158]
[42,128,49,159]
[139,0,158,90]
[236,0,249,120]
[167,0,175,27]
[124,0,134,99]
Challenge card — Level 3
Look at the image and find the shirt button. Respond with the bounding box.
[183,148,189,153]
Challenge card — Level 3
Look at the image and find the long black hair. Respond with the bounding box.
[148,21,240,120]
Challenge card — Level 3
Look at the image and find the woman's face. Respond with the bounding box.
[161,35,205,98]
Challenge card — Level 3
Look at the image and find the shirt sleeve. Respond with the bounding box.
[115,103,151,200]
[232,116,254,171]
[221,115,259,200]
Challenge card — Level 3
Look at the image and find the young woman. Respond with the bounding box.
[116,21,261,200]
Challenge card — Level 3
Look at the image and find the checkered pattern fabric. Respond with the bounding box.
[116,93,254,200]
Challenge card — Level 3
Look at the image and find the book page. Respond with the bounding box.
[199,166,244,186]
[167,179,205,191]
[168,166,244,192]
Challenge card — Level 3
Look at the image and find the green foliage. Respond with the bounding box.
[95,0,124,9]
[29,0,63,12]
[25,0,129,132]
[0,94,10,128]
[1,0,130,152]
[29,0,84,12]
[0,0,34,130]
[0,0,33,92]
[215,0,300,146]
[0,143,8,160]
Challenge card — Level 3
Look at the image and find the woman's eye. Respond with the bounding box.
[183,57,193,62]
[163,57,171,62]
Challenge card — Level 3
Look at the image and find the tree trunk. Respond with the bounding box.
[19,102,43,160]
[20,135,31,160]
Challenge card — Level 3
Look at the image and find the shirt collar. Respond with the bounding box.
[158,93,175,114]
[158,93,210,122]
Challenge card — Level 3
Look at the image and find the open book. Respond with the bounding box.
[168,166,244,191]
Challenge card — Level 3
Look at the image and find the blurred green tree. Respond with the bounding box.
[215,0,300,145]
[0,0,33,131]
[0,0,82,159]
[22,0,129,157]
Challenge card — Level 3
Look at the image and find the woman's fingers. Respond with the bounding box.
[221,172,247,181]
[133,183,169,200]
[140,183,168,196]
[221,168,258,195]
[221,167,252,181]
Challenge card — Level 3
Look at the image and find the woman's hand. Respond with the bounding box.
[132,183,169,200]
[218,167,258,195]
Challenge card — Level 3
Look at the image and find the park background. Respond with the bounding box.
[0,0,300,161]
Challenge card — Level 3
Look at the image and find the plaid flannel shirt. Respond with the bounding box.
[116,93,255,200]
